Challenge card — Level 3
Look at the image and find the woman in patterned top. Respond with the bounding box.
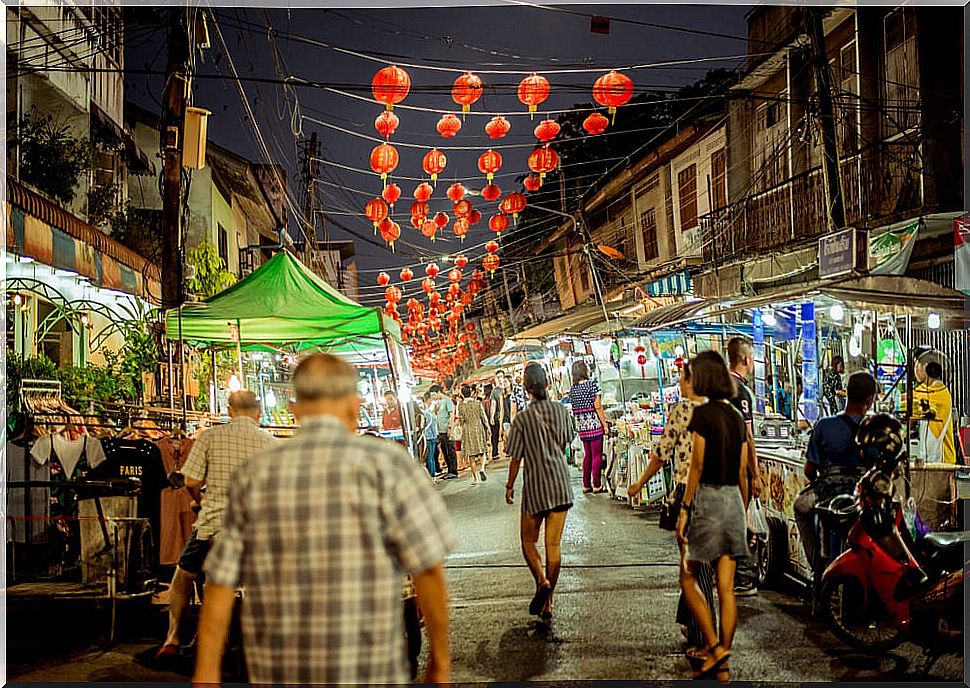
[568,360,610,494]
[505,363,576,621]
[627,361,717,660]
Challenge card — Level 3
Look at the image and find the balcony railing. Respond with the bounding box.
[700,143,923,264]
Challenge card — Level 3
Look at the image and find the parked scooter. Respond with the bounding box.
[819,415,970,667]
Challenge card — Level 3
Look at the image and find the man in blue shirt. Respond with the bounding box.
[421,393,439,479]
[794,371,878,568]
[431,385,458,479]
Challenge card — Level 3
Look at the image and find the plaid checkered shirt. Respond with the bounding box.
[180,416,277,540]
[204,415,457,686]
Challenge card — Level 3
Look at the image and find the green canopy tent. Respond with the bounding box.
[164,252,414,445]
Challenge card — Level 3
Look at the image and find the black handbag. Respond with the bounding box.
[659,482,686,531]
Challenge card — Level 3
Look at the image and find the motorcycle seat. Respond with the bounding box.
[921,531,970,554]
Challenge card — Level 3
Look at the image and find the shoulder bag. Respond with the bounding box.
[659,482,686,531]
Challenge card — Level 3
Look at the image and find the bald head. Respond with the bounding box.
[228,390,260,420]
[290,353,362,430]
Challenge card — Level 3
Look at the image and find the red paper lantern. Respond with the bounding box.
[422,149,447,184]
[365,197,389,229]
[452,218,469,241]
[410,201,429,219]
[469,208,482,225]
[374,110,399,139]
[478,150,503,181]
[437,114,462,138]
[379,218,401,250]
[448,268,462,283]
[372,65,411,109]
[452,72,483,113]
[499,192,527,221]
[483,254,500,275]
[485,116,511,139]
[518,73,550,118]
[382,183,401,207]
[425,263,440,278]
[412,186,433,207]
[481,183,502,202]
[485,239,500,254]
[433,212,449,230]
[528,146,559,179]
[448,283,461,297]
[592,70,634,121]
[421,277,435,293]
[453,199,473,218]
[583,112,609,135]
[524,174,542,192]
[411,216,424,229]
[377,271,390,286]
[455,255,469,268]
[462,293,474,306]
[370,143,399,183]
[447,183,466,202]
[472,269,484,281]
[384,285,402,303]
[400,267,414,282]
[534,119,561,143]
[429,290,441,304]
[488,214,509,237]
[421,220,437,241]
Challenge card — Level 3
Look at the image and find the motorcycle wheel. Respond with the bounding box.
[821,576,904,653]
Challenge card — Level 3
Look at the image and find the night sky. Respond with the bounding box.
[125,4,750,305]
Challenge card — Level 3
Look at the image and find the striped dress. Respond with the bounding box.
[505,400,576,515]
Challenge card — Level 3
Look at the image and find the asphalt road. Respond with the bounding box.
[7,458,965,683]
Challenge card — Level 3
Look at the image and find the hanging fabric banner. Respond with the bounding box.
[869,219,920,276]
[800,303,819,423]
[752,309,766,416]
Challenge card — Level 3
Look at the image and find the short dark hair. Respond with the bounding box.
[430,384,442,394]
[690,351,736,401]
[831,355,845,369]
[460,385,472,398]
[727,338,752,368]
[571,360,590,385]
[422,392,431,402]
[846,371,878,405]
[524,363,549,401]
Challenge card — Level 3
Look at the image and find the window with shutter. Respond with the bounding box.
[678,164,698,230]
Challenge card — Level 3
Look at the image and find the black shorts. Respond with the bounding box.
[535,504,571,519]
[178,533,212,575]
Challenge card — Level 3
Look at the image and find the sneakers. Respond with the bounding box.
[734,581,759,597]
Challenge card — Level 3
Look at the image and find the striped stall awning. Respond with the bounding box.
[646,269,692,297]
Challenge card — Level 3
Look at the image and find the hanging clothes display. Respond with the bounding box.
[6,440,50,544]
[155,436,197,566]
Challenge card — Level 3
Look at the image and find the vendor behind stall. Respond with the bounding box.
[911,349,956,465]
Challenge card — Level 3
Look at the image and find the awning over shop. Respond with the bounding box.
[646,269,692,297]
[630,299,708,328]
[511,303,642,340]
[164,251,401,351]
[91,102,154,175]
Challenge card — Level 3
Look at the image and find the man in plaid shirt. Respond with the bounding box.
[194,354,456,686]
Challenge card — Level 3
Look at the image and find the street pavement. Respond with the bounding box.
[7,457,965,683]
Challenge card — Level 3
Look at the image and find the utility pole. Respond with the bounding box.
[806,7,846,231]
[301,132,319,267]
[161,8,190,309]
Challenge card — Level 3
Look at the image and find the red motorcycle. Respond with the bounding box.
[819,415,969,665]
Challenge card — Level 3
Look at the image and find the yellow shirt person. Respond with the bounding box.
[911,351,956,465]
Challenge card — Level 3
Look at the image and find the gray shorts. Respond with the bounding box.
[685,484,750,563]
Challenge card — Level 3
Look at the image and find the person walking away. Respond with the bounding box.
[627,361,716,658]
[822,356,847,417]
[482,383,495,464]
[449,393,464,471]
[457,385,490,483]
[569,360,610,494]
[156,391,276,660]
[676,351,750,682]
[794,372,877,591]
[505,363,575,621]
[911,349,957,464]
[193,354,456,686]
[431,385,458,479]
[490,371,511,458]
[421,393,440,479]
[726,337,764,597]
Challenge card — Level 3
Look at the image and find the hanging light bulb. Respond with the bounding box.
[762,310,777,327]
[927,312,941,330]
[228,374,242,393]
[80,313,89,327]
[849,335,863,358]
[829,304,845,322]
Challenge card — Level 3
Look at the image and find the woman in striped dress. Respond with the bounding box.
[505,363,576,621]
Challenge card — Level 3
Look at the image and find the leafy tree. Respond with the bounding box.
[15,114,93,205]
[185,239,237,298]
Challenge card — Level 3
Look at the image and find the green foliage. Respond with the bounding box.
[194,350,236,411]
[16,114,93,205]
[186,239,237,298]
[87,182,118,227]
[6,353,60,412]
[109,204,161,259]
[58,362,123,409]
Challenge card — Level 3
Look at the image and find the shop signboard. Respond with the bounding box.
[773,307,798,343]
[818,228,867,279]
[649,333,682,358]
[752,310,767,415]
[800,303,820,422]
[869,219,919,276]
